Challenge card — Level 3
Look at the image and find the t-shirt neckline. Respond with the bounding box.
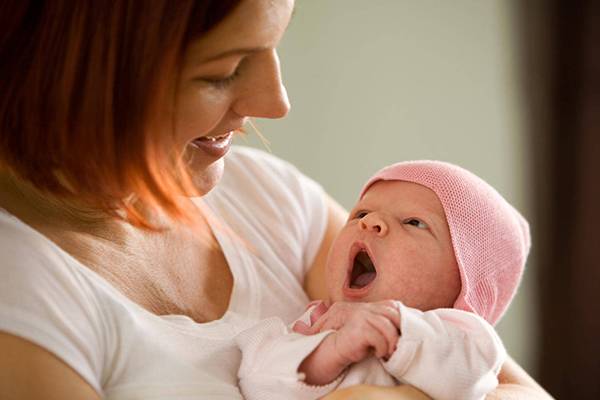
[0,204,250,330]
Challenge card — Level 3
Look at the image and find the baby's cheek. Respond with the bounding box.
[323,246,342,293]
[325,227,359,299]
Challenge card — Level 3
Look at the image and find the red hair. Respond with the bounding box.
[0,0,242,229]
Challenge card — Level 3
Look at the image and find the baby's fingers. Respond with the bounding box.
[304,304,348,334]
[293,301,331,335]
[310,301,329,325]
[367,315,400,358]
[292,320,312,335]
[371,301,401,329]
[362,321,392,359]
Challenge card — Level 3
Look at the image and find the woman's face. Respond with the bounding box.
[175,0,294,194]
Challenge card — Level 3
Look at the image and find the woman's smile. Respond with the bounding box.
[190,131,234,158]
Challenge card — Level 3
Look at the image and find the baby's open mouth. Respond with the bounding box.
[349,250,377,289]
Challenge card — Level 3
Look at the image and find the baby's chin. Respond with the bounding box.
[334,291,373,303]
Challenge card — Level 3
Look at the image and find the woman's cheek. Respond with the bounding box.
[176,87,232,139]
[184,102,226,135]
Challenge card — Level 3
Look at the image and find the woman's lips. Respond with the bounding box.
[190,131,234,158]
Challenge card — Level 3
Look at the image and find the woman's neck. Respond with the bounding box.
[0,170,230,320]
[0,170,211,242]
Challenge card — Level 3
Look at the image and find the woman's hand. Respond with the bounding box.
[321,384,431,400]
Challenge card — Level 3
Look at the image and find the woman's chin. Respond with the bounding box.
[189,158,224,196]
[181,141,227,196]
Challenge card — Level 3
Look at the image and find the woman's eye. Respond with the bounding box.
[404,218,428,229]
[199,68,241,89]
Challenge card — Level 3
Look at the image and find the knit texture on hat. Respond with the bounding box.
[360,161,530,326]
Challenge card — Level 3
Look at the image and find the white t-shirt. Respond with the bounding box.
[0,146,328,399]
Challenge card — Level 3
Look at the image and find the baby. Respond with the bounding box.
[236,160,530,400]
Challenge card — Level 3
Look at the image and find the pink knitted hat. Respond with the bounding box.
[359,160,530,325]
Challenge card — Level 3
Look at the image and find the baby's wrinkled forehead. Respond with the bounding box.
[359,180,445,213]
[357,179,450,232]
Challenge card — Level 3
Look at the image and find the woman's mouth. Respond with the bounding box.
[344,243,377,298]
[190,131,234,158]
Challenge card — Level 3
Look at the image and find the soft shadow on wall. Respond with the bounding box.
[520,0,600,399]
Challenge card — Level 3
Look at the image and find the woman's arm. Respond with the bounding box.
[314,350,553,400]
[304,196,552,400]
[488,356,553,400]
[304,194,348,301]
[0,332,101,400]
[321,384,431,400]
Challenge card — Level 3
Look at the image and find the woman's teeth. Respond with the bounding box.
[201,132,231,142]
[190,131,233,157]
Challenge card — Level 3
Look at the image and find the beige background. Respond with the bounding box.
[234,0,538,375]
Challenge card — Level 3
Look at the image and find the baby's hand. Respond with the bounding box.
[294,301,400,336]
[330,302,401,363]
[297,301,401,385]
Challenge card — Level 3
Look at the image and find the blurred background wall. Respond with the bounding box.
[236,1,600,397]
[236,0,535,383]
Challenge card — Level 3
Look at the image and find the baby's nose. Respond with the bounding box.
[359,213,388,236]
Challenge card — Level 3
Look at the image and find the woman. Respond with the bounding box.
[0,1,549,398]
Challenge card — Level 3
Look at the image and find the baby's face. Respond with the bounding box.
[326,180,461,310]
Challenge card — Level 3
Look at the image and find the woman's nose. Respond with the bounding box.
[233,50,290,119]
[359,213,388,236]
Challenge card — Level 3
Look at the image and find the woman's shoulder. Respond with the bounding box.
[0,210,108,318]
[0,210,108,392]
[0,210,69,275]
[0,210,127,317]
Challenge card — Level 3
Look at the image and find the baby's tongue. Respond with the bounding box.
[353,271,376,288]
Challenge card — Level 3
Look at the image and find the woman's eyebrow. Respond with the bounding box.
[200,46,270,63]
[199,5,296,64]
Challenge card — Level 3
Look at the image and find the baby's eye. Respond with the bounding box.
[404,218,428,229]
[354,211,369,219]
